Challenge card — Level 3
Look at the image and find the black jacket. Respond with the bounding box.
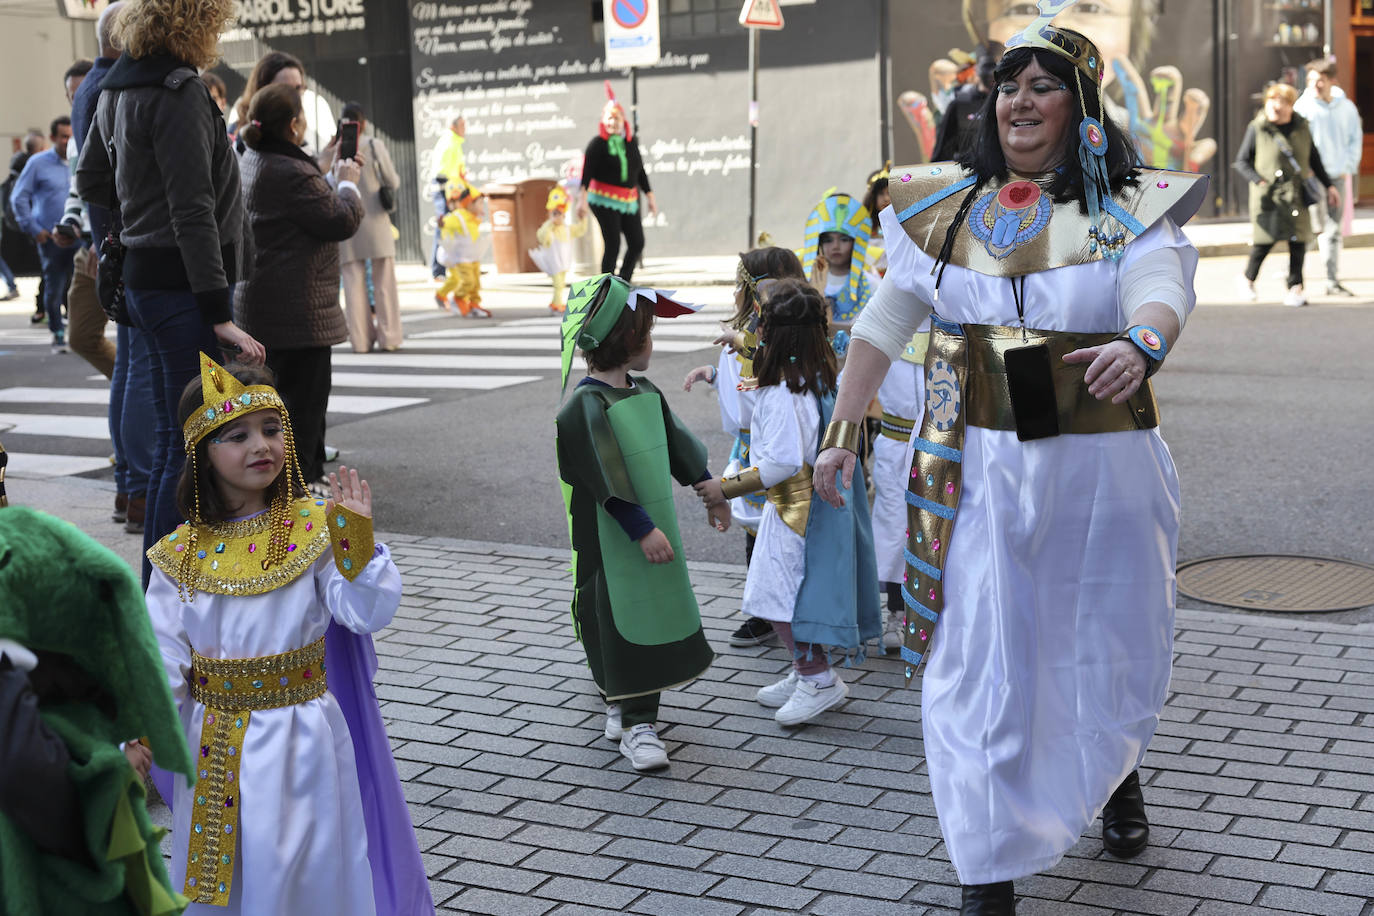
[580,134,651,193]
[76,53,243,324]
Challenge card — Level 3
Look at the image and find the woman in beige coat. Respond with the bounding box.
[322,102,403,351]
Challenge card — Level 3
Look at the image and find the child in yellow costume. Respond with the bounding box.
[529,185,589,313]
[435,180,490,319]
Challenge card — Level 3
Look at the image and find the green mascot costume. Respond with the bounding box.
[0,507,194,916]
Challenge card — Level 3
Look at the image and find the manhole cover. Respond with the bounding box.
[1177,554,1374,613]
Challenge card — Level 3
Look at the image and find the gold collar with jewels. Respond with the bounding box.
[147,498,331,597]
[184,352,289,449]
[887,164,1208,278]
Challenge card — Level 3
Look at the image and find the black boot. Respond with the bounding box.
[1102,769,1149,857]
[960,881,1015,915]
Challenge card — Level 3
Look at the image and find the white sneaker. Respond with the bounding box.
[775,673,849,727]
[619,723,669,770]
[756,670,799,708]
[603,704,622,741]
[1234,275,1258,302]
[1283,285,1307,307]
[882,611,903,653]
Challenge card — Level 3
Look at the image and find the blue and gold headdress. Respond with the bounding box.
[1005,0,1128,259]
[800,190,872,301]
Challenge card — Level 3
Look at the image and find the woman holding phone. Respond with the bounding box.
[233,83,363,494]
[812,11,1205,913]
[320,102,404,353]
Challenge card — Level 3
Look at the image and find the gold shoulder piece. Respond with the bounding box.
[328,504,375,581]
[146,499,331,598]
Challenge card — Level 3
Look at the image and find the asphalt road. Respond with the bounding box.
[2,254,1370,581]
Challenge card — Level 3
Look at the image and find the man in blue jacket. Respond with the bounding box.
[9,117,75,352]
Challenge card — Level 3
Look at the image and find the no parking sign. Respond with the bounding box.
[603,0,661,68]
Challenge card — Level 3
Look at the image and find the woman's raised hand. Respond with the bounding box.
[326,465,373,518]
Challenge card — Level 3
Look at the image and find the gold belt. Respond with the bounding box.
[960,324,1159,433]
[184,637,327,906]
[767,465,814,537]
[879,411,916,442]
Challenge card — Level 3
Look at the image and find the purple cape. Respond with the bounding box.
[152,621,433,913]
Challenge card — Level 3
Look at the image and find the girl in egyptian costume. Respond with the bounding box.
[144,355,431,915]
[813,2,1206,911]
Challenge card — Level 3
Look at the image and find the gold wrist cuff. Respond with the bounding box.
[329,504,375,580]
[720,467,764,500]
[820,420,861,455]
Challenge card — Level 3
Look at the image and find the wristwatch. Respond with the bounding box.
[1115,325,1167,378]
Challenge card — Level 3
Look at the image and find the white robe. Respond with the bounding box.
[856,205,1197,885]
[713,348,764,533]
[740,385,819,623]
[147,545,402,916]
[872,343,927,585]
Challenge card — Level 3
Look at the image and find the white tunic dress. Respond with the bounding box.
[739,385,819,623]
[855,205,1197,885]
[713,347,764,532]
[146,546,401,916]
[871,340,927,584]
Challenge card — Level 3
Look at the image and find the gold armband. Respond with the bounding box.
[720,467,765,500]
[328,504,375,581]
[820,420,861,455]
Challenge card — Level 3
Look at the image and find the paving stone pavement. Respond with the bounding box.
[373,532,1374,916]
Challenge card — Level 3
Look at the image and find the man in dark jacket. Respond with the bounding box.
[931,44,999,163]
[2,132,45,310]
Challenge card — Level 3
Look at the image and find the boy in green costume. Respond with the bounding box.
[0,507,194,916]
[556,274,728,770]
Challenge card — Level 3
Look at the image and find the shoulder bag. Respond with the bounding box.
[97,137,130,325]
[371,138,396,213]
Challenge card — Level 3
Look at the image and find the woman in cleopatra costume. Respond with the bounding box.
[813,3,1206,912]
[144,356,431,915]
[556,275,724,771]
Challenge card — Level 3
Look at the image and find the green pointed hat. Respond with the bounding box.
[559,273,701,393]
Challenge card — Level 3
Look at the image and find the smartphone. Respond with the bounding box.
[53,222,79,242]
[338,120,359,161]
[1004,344,1060,441]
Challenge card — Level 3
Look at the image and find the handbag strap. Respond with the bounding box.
[105,137,125,238]
[370,137,385,187]
[1271,132,1305,176]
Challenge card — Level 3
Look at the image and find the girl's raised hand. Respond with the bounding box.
[683,365,713,391]
[326,465,373,519]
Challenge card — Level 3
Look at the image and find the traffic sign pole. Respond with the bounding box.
[747,27,759,248]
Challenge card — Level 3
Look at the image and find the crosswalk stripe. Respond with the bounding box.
[407,324,719,341]
[3,452,113,478]
[0,388,428,415]
[0,413,110,439]
[355,336,708,353]
[330,372,541,390]
[332,353,562,370]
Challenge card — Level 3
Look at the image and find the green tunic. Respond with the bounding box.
[555,377,715,700]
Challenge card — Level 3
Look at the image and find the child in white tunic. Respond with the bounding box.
[716,280,870,727]
[145,356,428,916]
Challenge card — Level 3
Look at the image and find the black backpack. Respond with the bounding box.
[1,153,30,233]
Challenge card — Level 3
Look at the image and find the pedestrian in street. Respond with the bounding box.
[576,83,656,282]
[555,274,722,771]
[682,245,808,651]
[2,131,45,308]
[234,83,362,495]
[931,43,998,163]
[813,14,1207,913]
[1295,58,1363,297]
[10,116,76,353]
[1232,81,1339,307]
[428,114,467,280]
[699,279,880,727]
[320,102,404,352]
[147,354,433,915]
[76,0,266,587]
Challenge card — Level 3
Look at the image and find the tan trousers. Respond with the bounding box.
[341,258,403,353]
[67,247,115,378]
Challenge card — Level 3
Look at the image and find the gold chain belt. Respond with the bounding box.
[961,323,1158,433]
[767,464,814,537]
[879,411,916,442]
[184,637,327,906]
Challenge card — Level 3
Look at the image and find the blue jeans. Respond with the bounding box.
[37,240,75,335]
[110,322,157,497]
[125,286,220,586]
